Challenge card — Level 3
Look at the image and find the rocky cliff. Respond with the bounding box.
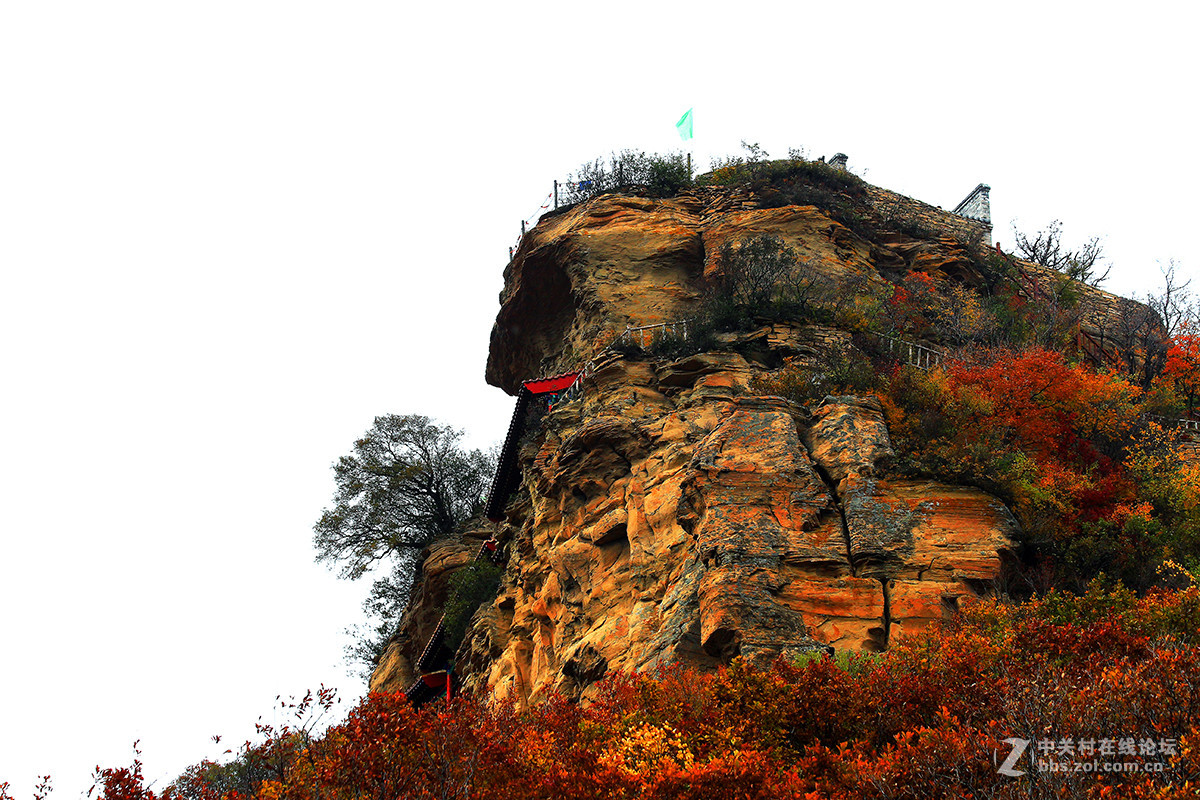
[371,176,1146,704]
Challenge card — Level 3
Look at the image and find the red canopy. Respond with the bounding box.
[523,372,579,394]
[422,672,449,689]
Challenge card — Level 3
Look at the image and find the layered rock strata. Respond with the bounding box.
[372,182,1141,704]
[374,351,1019,704]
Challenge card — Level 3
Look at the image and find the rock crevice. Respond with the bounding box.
[372,189,1035,702]
[373,355,1018,704]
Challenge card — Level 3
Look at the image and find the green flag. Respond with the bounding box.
[675,108,693,141]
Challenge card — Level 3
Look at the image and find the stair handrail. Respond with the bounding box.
[870,331,950,371]
[404,535,503,708]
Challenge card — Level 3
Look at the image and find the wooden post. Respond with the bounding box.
[508,246,513,260]
[687,152,692,178]
[521,220,526,235]
[554,180,559,209]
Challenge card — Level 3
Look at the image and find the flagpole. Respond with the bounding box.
[675,107,695,180]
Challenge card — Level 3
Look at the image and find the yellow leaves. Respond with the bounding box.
[1157,559,1198,589]
[600,721,695,776]
[515,729,558,772]
[256,781,284,800]
[1126,424,1200,514]
[931,284,994,342]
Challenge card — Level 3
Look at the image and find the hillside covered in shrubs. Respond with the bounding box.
[20,148,1200,800]
[72,587,1200,799]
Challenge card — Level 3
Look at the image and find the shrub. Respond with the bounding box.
[123,587,1200,800]
[700,234,835,332]
[646,330,698,360]
[602,323,715,362]
[752,349,880,406]
[563,150,692,203]
[700,149,864,196]
[876,347,1200,592]
[878,203,943,240]
[607,335,645,358]
[1160,331,1200,416]
[699,150,870,236]
[443,560,504,650]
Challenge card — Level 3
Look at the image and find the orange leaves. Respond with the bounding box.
[75,587,1200,799]
[1162,332,1200,416]
[947,347,1142,463]
[885,347,1152,549]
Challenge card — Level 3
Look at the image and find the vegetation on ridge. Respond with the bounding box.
[71,586,1200,799]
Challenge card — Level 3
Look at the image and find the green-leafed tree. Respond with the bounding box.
[315,414,493,578]
[314,415,495,667]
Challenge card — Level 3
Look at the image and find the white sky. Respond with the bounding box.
[1,2,1195,796]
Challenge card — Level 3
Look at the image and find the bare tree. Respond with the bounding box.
[1148,259,1193,339]
[1094,262,1193,388]
[1013,219,1111,286]
[1021,272,1084,352]
[1111,297,1167,387]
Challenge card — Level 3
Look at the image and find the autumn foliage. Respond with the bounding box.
[1160,331,1200,417]
[68,586,1199,800]
[874,345,1200,592]
[59,264,1200,800]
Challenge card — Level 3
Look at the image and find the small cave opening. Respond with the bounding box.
[593,522,629,570]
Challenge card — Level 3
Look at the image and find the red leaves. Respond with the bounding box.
[947,347,1141,466]
[72,588,1200,800]
[1161,332,1200,416]
[885,347,1152,554]
[88,743,159,800]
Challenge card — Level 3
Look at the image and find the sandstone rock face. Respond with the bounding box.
[485,192,890,394]
[369,350,1020,702]
[485,188,1137,394]
[370,531,488,694]
[369,185,1113,701]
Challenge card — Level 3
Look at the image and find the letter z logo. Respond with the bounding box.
[998,737,1030,777]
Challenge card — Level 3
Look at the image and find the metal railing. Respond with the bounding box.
[510,176,675,260]
[508,180,595,261]
[1146,414,1200,434]
[874,334,1200,434]
[611,320,693,349]
[876,336,1200,435]
[548,320,696,407]
[874,332,948,371]
[535,316,1200,443]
